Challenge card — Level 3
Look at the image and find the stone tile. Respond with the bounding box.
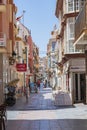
[50,127,61,130]
[7,87,87,130]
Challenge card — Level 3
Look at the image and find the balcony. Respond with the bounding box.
[0,0,6,12]
[74,3,87,49]
[23,35,28,43]
[0,32,6,47]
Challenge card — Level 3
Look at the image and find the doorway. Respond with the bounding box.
[74,73,86,103]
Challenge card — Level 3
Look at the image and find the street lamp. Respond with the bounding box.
[9,51,16,65]
[12,51,16,59]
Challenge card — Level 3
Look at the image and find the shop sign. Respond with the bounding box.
[16,63,27,72]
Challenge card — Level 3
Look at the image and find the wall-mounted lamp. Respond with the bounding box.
[12,51,16,59]
[9,51,16,65]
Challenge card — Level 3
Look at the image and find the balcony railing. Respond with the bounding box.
[75,3,87,41]
[0,32,6,47]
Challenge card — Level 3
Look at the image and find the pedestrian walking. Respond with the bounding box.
[24,86,28,102]
[37,80,40,91]
[44,80,47,88]
[34,82,38,93]
[40,80,44,89]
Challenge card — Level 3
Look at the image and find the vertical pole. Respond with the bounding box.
[0,119,2,130]
[23,10,26,37]
[0,54,4,104]
[85,49,87,104]
[23,10,26,90]
[24,72,26,88]
[74,0,76,20]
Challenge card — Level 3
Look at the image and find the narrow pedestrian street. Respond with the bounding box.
[1,1,87,130]
[6,87,87,130]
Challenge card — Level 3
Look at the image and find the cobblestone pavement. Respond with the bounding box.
[6,87,87,130]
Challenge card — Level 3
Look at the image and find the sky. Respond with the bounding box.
[14,0,58,57]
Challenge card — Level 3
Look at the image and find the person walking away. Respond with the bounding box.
[44,80,47,88]
[40,80,44,89]
[37,80,40,91]
[34,82,38,93]
[24,86,28,102]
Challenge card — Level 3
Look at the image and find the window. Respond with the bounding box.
[68,40,74,52]
[80,0,86,10]
[68,18,75,39]
[68,0,74,12]
[75,0,79,10]
[69,23,74,38]
[48,58,51,67]
[81,0,85,7]
[52,42,56,52]
[68,0,79,12]
[75,0,85,11]
[15,42,19,55]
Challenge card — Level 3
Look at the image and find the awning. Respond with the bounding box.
[7,79,20,86]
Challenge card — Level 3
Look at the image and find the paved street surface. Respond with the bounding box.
[6,87,87,130]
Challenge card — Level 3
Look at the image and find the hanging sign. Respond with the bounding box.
[16,63,27,72]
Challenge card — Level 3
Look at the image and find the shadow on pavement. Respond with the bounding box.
[6,119,87,130]
[7,87,75,111]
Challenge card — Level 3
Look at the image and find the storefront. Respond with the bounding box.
[63,58,86,104]
[73,73,86,103]
[69,59,85,104]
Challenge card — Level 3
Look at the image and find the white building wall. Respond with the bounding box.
[69,72,73,101]
[58,10,62,34]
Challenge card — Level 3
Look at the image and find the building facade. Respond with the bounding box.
[0,0,17,104]
[55,0,86,104]
[47,27,58,89]
[33,43,39,82]
[74,0,87,103]
[39,56,48,81]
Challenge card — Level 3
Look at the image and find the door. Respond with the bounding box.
[80,74,86,102]
[74,73,86,103]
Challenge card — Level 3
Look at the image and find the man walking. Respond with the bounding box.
[24,86,28,102]
[37,80,40,91]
